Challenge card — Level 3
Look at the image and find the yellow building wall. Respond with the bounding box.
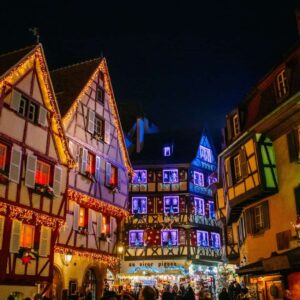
[238,134,300,265]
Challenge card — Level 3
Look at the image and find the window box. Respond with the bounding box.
[34,183,54,199]
[85,170,96,182]
[107,184,119,194]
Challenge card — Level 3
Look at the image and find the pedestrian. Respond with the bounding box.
[183,284,195,300]
[218,288,230,300]
[228,282,234,300]
[175,290,183,300]
[153,286,159,299]
[7,296,15,300]
[162,286,174,300]
[237,288,250,300]
[85,288,92,300]
[139,286,156,300]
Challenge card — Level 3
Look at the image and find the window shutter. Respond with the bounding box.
[73,203,79,231]
[0,216,5,250]
[118,168,121,190]
[110,217,116,243]
[25,154,37,188]
[240,149,248,178]
[95,156,101,181]
[87,109,95,134]
[104,120,111,144]
[88,209,93,235]
[105,162,111,185]
[96,213,102,237]
[262,201,270,230]
[53,165,62,196]
[226,117,232,143]
[9,147,22,183]
[80,148,88,174]
[226,158,233,187]
[38,106,48,127]
[10,89,22,111]
[245,208,254,235]
[10,219,21,253]
[68,140,74,158]
[39,226,51,257]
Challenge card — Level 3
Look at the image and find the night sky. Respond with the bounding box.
[1,1,299,136]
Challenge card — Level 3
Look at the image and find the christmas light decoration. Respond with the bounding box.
[62,59,133,175]
[54,245,119,269]
[68,189,129,218]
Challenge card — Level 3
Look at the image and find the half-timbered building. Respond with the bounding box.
[121,122,222,289]
[50,57,132,299]
[216,42,300,297]
[0,44,73,298]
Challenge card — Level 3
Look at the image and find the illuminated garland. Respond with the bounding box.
[54,245,119,268]
[68,189,129,218]
[0,202,64,229]
[0,45,75,168]
[62,58,133,175]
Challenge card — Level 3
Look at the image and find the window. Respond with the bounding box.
[238,214,246,245]
[233,154,242,181]
[161,229,178,247]
[79,207,87,227]
[132,197,147,214]
[232,114,240,137]
[86,152,95,176]
[110,165,118,186]
[132,170,147,184]
[18,96,39,123]
[208,175,217,186]
[94,116,104,141]
[164,196,179,214]
[287,128,300,163]
[276,69,288,99]
[0,143,7,170]
[96,87,105,104]
[194,197,205,215]
[35,160,51,186]
[199,145,213,163]
[197,230,209,247]
[105,162,119,187]
[28,102,38,122]
[21,224,35,248]
[208,201,215,219]
[129,230,144,247]
[163,146,171,157]
[211,232,221,248]
[194,171,204,187]
[254,205,264,231]
[163,169,178,184]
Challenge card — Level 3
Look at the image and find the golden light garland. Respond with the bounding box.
[68,189,129,219]
[0,45,75,168]
[0,202,64,230]
[61,58,133,175]
[54,245,119,267]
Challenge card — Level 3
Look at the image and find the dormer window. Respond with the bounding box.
[163,146,171,157]
[232,114,240,137]
[199,145,213,163]
[276,69,288,100]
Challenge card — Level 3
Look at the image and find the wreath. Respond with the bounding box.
[17,247,39,264]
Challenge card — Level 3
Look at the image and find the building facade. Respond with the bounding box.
[50,58,132,299]
[0,45,73,298]
[217,45,300,298]
[121,122,222,292]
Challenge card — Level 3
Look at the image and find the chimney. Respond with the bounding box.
[295,7,300,38]
[136,117,144,153]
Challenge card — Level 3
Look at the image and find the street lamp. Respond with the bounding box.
[61,250,73,266]
[117,244,124,255]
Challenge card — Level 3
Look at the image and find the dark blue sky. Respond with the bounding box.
[1,1,299,135]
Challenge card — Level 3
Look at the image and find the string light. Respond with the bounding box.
[68,189,129,218]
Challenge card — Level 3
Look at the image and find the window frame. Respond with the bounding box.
[96,86,105,104]
[163,169,178,184]
[132,170,147,184]
[193,171,204,187]
[232,114,240,137]
[20,223,35,249]
[94,115,105,141]
[163,146,171,157]
[35,160,51,186]
[161,229,178,247]
[194,197,205,216]
[18,96,39,124]
[211,232,221,249]
[132,197,147,215]
[276,69,288,100]
[129,230,144,248]
[208,200,215,219]
[233,154,242,182]
[196,230,209,247]
[254,205,264,231]
[164,196,179,214]
[86,152,95,176]
[199,145,213,163]
[0,143,8,171]
[78,207,88,228]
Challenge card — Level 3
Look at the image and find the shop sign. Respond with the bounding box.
[129,262,178,268]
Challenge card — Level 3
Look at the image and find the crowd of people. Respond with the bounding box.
[218,282,250,300]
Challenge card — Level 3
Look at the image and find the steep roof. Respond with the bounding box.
[51,58,102,117]
[0,45,36,76]
[130,129,204,165]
